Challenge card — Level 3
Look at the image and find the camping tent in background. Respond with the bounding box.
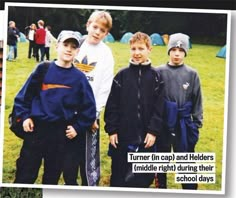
[19,32,27,42]
[103,33,115,43]
[216,45,226,58]
[150,33,165,46]
[120,32,133,43]
[188,38,192,49]
[162,34,169,45]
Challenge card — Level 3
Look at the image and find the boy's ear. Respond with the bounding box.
[86,21,90,31]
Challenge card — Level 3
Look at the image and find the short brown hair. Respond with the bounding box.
[129,32,152,49]
[87,10,112,31]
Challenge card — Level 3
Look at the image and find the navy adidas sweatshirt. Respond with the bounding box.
[14,61,96,134]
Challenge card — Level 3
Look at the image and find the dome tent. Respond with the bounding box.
[162,34,169,45]
[19,32,27,42]
[103,33,115,43]
[120,32,133,43]
[188,38,192,49]
[150,33,165,46]
[216,45,226,58]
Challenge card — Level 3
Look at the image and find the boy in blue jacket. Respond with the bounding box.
[13,30,96,184]
[104,32,164,187]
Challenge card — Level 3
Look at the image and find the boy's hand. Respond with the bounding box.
[23,118,34,132]
[66,125,78,139]
[144,133,156,148]
[109,133,118,148]
[91,120,99,133]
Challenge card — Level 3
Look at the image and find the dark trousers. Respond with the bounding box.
[43,47,50,60]
[156,135,198,190]
[28,40,36,58]
[63,133,87,186]
[35,44,45,62]
[14,121,67,185]
[110,144,155,188]
[14,44,17,59]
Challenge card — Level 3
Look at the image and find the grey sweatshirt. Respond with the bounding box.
[156,63,203,128]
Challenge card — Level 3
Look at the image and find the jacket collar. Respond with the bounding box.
[129,59,151,66]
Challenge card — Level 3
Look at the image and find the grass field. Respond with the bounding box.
[2,41,227,191]
[0,187,42,198]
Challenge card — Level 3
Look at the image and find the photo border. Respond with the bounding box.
[0,2,231,195]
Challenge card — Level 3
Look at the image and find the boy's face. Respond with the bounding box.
[9,22,15,28]
[86,19,109,44]
[169,47,185,66]
[56,39,79,64]
[130,41,151,64]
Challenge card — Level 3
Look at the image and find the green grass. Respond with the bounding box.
[0,187,42,198]
[3,42,226,191]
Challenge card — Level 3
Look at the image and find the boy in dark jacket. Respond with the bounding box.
[156,33,203,190]
[7,21,20,61]
[13,30,96,185]
[104,32,164,187]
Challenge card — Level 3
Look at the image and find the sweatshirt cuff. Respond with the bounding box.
[108,131,117,136]
[22,114,30,122]
[147,130,159,137]
[72,123,86,135]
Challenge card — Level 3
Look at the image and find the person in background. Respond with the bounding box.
[43,25,57,61]
[26,23,37,59]
[35,19,46,62]
[7,21,20,61]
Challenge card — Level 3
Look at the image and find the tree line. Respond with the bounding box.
[8,6,227,45]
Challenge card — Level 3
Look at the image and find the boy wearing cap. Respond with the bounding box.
[64,10,114,186]
[104,32,164,187]
[13,30,96,184]
[156,33,203,189]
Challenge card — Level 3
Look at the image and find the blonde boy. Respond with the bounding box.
[64,11,114,186]
[104,32,164,187]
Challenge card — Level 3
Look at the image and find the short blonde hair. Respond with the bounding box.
[9,21,15,26]
[87,10,112,31]
[37,20,44,27]
[129,32,152,49]
[30,23,36,30]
